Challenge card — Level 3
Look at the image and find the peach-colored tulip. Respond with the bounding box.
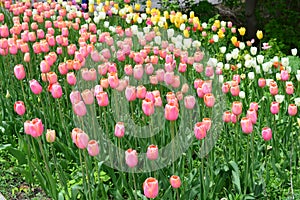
[73,101,87,117]
[46,129,56,143]
[288,104,297,116]
[142,98,155,116]
[125,86,136,102]
[96,92,109,107]
[115,122,125,138]
[165,103,179,121]
[194,122,207,140]
[223,111,231,123]
[204,93,215,108]
[241,117,253,134]
[143,177,159,199]
[270,102,279,115]
[232,101,242,116]
[184,95,196,110]
[28,118,44,138]
[87,140,99,156]
[47,72,58,84]
[81,89,94,105]
[146,145,159,160]
[170,175,181,188]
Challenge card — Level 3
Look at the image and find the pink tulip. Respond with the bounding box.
[47,72,58,84]
[262,127,272,141]
[288,104,297,116]
[165,103,179,121]
[202,118,212,131]
[232,101,243,116]
[87,140,100,156]
[125,149,138,168]
[164,71,174,85]
[124,65,133,76]
[156,69,165,82]
[223,111,231,123]
[230,85,240,96]
[222,83,230,94]
[269,81,278,96]
[28,118,44,138]
[14,101,26,116]
[142,98,155,116]
[73,101,87,116]
[286,83,294,95]
[133,64,144,80]
[29,79,43,95]
[50,83,63,98]
[170,175,181,189]
[96,92,109,107]
[146,145,159,160]
[74,131,89,149]
[258,78,266,88]
[184,95,196,110]
[108,72,119,89]
[202,80,212,94]
[280,70,289,81]
[46,129,56,143]
[246,109,257,124]
[231,114,237,124]
[205,66,214,77]
[204,93,215,108]
[125,86,136,102]
[249,102,259,111]
[115,122,125,138]
[143,177,159,199]
[137,85,147,99]
[240,117,253,134]
[194,122,207,140]
[67,72,77,85]
[270,102,279,115]
[14,64,26,80]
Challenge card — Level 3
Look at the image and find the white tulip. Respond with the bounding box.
[167,29,174,39]
[275,95,285,103]
[250,46,257,55]
[213,34,219,43]
[248,72,255,80]
[239,91,245,99]
[281,57,289,67]
[294,98,300,106]
[256,55,264,64]
[291,48,297,56]
[220,46,226,54]
[226,53,232,62]
[239,42,245,50]
[104,21,109,28]
[217,62,223,69]
[255,65,261,74]
[202,22,207,29]
[224,63,230,70]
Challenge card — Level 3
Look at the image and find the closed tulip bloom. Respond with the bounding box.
[204,93,215,108]
[202,118,212,131]
[143,177,159,199]
[75,131,89,149]
[14,64,26,80]
[29,118,44,138]
[23,52,30,62]
[249,102,259,111]
[146,145,159,160]
[137,85,147,99]
[142,98,155,116]
[223,111,231,123]
[269,82,278,96]
[67,72,77,85]
[270,102,280,114]
[280,70,289,81]
[50,83,63,98]
[14,101,26,116]
[156,69,165,82]
[125,86,136,101]
[29,79,43,95]
[247,109,257,124]
[115,122,125,138]
[100,78,109,89]
[81,89,94,105]
[170,175,181,188]
[89,68,97,81]
[232,101,243,116]
[222,82,230,94]
[231,114,237,123]
[286,83,294,95]
[181,83,189,94]
[258,78,266,88]
[262,127,272,141]
[108,72,119,89]
[73,101,87,116]
[184,95,196,109]
[164,71,174,85]
[24,120,31,135]
[145,63,154,75]
[96,91,109,107]
[46,72,57,84]
[133,64,144,80]
[230,85,240,96]
[165,103,179,121]
[194,122,207,140]
[70,91,82,104]
[46,129,56,143]
[240,117,253,134]
[40,60,50,73]
[125,148,138,168]
[202,80,212,94]
[288,104,297,116]
[87,140,99,156]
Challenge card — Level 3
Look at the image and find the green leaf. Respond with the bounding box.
[7,147,27,165]
[0,144,11,150]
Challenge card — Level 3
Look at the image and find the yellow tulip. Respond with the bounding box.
[135,4,141,11]
[97,0,101,5]
[183,29,190,38]
[164,11,169,19]
[146,0,152,8]
[146,7,151,14]
[231,36,237,45]
[133,14,139,23]
[164,22,168,29]
[128,6,133,13]
[114,4,119,9]
[190,11,195,19]
[214,20,220,28]
[105,0,109,6]
[89,5,94,13]
[170,15,175,23]
[256,30,263,40]
[218,29,225,39]
[238,27,246,36]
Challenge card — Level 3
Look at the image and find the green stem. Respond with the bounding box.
[83,151,92,200]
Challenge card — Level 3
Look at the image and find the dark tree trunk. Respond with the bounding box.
[245,0,258,40]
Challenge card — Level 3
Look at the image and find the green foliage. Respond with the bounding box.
[192,1,218,22]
